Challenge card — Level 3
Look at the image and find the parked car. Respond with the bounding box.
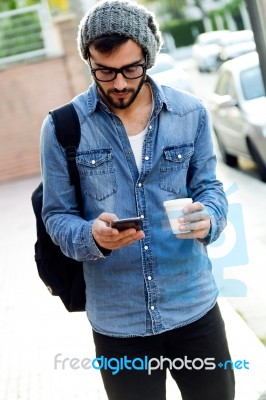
[217,29,256,66]
[208,52,266,182]
[192,30,230,72]
[148,53,193,93]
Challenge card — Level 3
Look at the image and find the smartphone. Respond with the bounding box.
[110,217,143,231]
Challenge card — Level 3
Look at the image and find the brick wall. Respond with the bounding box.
[0,15,90,182]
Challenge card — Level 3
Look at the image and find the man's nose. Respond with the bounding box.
[113,72,127,91]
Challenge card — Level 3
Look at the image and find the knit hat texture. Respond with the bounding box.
[77,0,162,69]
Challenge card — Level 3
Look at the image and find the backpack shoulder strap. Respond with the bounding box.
[49,103,83,213]
[50,102,80,149]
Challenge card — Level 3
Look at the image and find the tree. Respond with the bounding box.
[194,0,207,17]
[0,0,39,10]
[142,0,187,19]
[163,0,186,18]
[0,0,17,11]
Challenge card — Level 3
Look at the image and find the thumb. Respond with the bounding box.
[98,212,118,224]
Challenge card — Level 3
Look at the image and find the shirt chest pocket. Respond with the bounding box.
[160,144,194,194]
[76,149,117,200]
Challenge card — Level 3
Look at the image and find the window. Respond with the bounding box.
[241,66,265,100]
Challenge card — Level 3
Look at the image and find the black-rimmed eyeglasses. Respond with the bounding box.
[88,56,147,82]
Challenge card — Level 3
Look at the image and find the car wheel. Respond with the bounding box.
[214,130,238,167]
[247,139,266,182]
[198,63,208,73]
[199,67,209,73]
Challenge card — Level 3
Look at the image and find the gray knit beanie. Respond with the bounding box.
[77,0,162,69]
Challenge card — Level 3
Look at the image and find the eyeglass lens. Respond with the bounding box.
[94,65,145,82]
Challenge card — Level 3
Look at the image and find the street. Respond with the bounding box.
[179,57,266,343]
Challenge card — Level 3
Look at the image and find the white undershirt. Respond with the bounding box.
[128,85,154,173]
[128,128,147,172]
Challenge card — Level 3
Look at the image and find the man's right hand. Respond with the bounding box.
[92,212,145,251]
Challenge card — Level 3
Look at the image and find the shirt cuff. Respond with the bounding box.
[82,221,112,259]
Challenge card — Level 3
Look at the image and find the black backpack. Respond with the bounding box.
[31,103,86,312]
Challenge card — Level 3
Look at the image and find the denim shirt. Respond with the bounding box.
[41,78,228,337]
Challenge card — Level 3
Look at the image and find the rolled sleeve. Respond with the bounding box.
[189,105,228,245]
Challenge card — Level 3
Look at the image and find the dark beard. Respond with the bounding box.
[95,74,146,110]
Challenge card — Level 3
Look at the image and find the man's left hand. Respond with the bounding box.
[176,201,211,240]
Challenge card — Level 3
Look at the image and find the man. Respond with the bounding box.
[41,0,235,399]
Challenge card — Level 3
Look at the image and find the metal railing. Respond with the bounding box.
[0,2,62,67]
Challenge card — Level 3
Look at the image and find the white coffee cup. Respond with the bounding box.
[163,198,193,234]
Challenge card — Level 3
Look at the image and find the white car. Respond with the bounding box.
[208,52,266,182]
[148,53,193,93]
[217,30,255,65]
[192,30,230,72]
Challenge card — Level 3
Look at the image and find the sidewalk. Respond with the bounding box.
[1,175,266,400]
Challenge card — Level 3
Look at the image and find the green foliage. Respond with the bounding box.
[224,0,244,12]
[24,0,40,5]
[208,0,244,31]
[161,0,245,48]
[0,10,43,59]
[0,0,16,11]
[0,0,39,11]
[161,18,204,48]
[142,0,186,19]
[162,0,186,19]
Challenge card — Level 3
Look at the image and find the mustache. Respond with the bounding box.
[111,88,131,94]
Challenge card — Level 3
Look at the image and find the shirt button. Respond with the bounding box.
[148,125,152,130]
[144,245,149,250]
[148,276,152,281]
[91,160,96,165]
[177,154,182,159]
[150,305,155,311]
[140,214,144,219]
[138,183,142,187]
[144,156,149,161]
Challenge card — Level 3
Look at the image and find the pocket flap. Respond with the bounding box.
[163,144,194,163]
[76,149,112,168]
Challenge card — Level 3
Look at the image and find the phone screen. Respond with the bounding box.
[110,217,143,231]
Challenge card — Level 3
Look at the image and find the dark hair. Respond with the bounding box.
[89,34,135,56]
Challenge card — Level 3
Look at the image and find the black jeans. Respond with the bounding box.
[93,303,235,400]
